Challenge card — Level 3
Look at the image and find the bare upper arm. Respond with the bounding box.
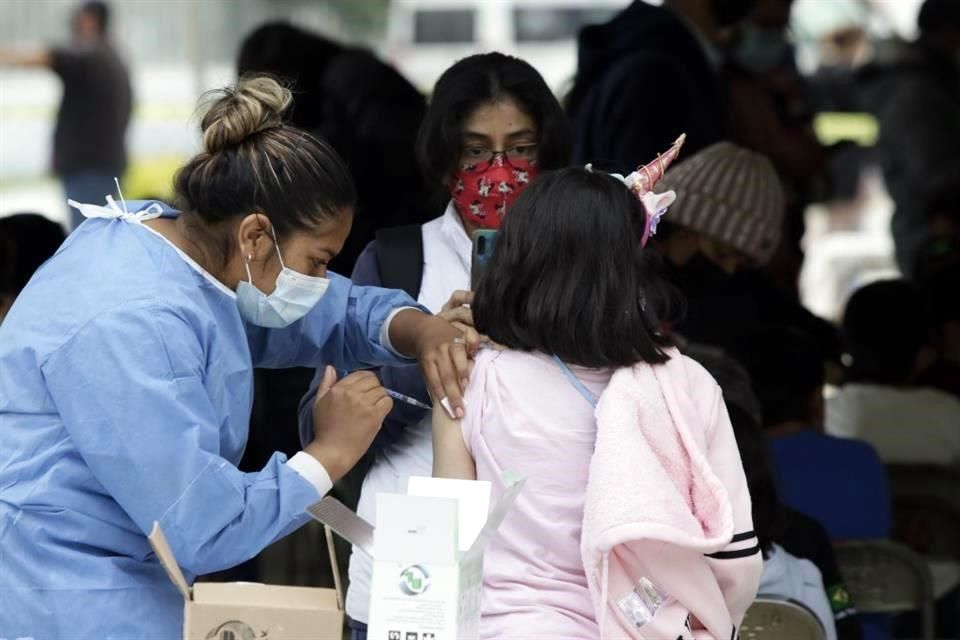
[431,404,476,480]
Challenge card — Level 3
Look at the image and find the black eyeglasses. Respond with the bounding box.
[459,143,538,170]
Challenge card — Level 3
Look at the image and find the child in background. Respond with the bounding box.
[827,279,960,466]
[726,404,840,640]
[433,162,761,639]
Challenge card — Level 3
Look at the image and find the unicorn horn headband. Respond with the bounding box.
[587,133,686,246]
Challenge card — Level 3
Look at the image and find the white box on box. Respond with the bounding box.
[148,522,344,640]
[307,476,524,640]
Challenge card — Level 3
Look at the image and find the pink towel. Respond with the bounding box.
[582,349,762,639]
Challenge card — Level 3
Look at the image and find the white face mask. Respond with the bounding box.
[236,227,330,328]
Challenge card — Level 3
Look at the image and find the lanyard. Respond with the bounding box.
[553,355,599,408]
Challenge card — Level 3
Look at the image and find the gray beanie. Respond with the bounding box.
[658,142,785,265]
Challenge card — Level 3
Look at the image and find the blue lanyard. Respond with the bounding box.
[553,356,599,408]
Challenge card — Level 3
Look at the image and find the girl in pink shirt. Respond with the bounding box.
[433,165,761,639]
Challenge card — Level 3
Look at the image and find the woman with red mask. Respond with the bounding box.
[297,52,571,640]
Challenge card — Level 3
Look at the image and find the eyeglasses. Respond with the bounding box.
[459,143,538,170]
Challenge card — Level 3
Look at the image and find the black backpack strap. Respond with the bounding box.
[374,224,424,300]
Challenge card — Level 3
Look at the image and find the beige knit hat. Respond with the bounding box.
[658,142,785,265]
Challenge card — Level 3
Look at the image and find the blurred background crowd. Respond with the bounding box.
[1,0,959,639]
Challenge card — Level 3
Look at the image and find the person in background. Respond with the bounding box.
[919,269,960,400]
[726,0,836,294]
[237,22,431,276]
[0,1,132,231]
[236,23,342,134]
[0,214,66,325]
[874,0,960,276]
[433,167,761,639]
[913,172,960,399]
[567,0,756,173]
[298,52,571,640]
[913,167,960,284]
[827,279,960,465]
[684,341,763,424]
[733,327,891,541]
[695,350,868,640]
[652,142,841,359]
[728,404,840,640]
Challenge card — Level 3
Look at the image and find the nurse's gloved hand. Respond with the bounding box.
[304,366,393,482]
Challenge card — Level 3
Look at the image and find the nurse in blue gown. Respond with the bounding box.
[0,77,473,639]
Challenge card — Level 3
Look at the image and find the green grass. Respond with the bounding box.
[0,155,187,200]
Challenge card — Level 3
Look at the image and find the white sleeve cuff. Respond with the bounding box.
[287,451,333,497]
[380,306,419,358]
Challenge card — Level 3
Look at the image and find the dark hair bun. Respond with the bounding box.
[200,75,292,153]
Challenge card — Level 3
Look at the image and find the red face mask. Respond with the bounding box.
[449,155,538,229]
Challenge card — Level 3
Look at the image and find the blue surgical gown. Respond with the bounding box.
[0,204,419,639]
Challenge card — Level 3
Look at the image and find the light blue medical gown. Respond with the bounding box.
[0,205,419,639]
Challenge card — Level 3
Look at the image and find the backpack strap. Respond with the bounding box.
[374,224,425,300]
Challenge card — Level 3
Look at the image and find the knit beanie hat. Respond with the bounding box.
[658,142,785,265]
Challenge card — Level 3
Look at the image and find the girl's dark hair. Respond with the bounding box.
[416,52,571,196]
[174,75,356,265]
[473,168,672,368]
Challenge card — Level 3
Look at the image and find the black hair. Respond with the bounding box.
[79,1,110,33]
[473,167,672,368]
[918,0,960,35]
[733,328,825,428]
[727,403,780,557]
[0,214,66,295]
[416,52,571,200]
[174,76,356,267]
[316,50,432,272]
[236,22,344,132]
[843,279,934,385]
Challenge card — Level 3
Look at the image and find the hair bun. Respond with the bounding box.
[200,75,292,153]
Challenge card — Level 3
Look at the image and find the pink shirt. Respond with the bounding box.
[461,349,611,639]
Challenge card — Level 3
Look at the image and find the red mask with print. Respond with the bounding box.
[449,155,538,229]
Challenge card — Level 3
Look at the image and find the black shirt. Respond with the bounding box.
[50,42,132,175]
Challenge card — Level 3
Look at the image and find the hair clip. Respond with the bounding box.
[586,134,686,246]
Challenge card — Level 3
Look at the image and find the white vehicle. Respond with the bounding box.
[383,0,629,94]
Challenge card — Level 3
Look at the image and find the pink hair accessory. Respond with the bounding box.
[623,134,686,197]
[586,134,686,247]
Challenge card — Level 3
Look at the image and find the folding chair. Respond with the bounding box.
[886,464,960,511]
[740,598,827,640]
[892,493,960,561]
[834,539,936,640]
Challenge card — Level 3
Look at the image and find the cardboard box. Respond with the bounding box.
[148,522,344,640]
[308,476,524,640]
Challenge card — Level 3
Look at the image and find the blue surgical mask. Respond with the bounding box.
[735,26,792,74]
[236,228,330,328]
